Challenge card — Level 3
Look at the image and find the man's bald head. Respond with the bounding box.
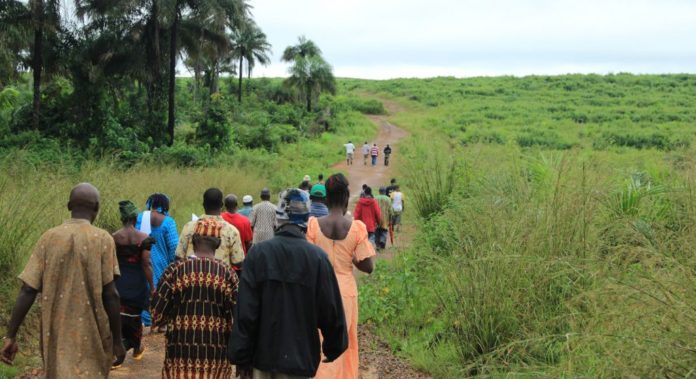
[68,183,100,222]
[224,194,238,213]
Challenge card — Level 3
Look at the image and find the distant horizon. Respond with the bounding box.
[244,0,696,81]
[180,70,696,81]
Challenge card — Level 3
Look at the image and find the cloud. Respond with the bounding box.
[249,0,696,79]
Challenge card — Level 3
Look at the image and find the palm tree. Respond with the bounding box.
[27,0,61,129]
[0,1,32,87]
[285,55,335,112]
[76,0,169,141]
[231,21,271,102]
[164,0,247,144]
[281,35,321,62]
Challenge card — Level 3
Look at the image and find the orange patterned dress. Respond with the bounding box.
[306,217,376,379]
[151,257,239,379]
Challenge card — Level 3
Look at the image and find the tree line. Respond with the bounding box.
[0,0,336,150]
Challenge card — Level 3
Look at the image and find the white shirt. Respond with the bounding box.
[391,191,404,212]
[344,143,355,154]
[362,144,370,155]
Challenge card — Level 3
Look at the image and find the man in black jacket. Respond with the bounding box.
[228,188,348,379]
[383,144,392,166]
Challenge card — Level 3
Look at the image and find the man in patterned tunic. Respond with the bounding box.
[151,217,239,378]
[176,187,245,271]
[0,183,125,378]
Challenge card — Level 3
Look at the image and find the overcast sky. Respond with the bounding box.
[248,0,696,79]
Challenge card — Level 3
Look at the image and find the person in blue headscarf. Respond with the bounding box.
[135,193,178,328]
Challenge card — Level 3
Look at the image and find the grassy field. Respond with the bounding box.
[0,98,376,377]
[348,75,696,377]
[2,74,696,378]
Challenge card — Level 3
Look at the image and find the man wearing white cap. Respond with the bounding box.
[239,195,253,218]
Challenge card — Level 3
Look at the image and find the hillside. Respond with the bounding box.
[344,75,696,377]
[1,74,695,377]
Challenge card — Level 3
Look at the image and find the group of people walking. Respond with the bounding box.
[0,172,403,379]
[343,141,392,166]
[353,179,404,250]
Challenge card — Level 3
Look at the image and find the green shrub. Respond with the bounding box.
[196,94,232,151]
[594,131,690,151]
[461,131,506,145]
[516,129,575,149]
[152,143,214,167]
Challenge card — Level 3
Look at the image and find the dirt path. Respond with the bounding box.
[334,113,409,205]
[111,100,428,379]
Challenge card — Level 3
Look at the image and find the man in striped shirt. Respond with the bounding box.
[370,144,380,166]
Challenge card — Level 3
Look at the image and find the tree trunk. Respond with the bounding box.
[167,8,179,146]
[237,55,243,103]
[146,0,161,128]
[193,60,201,104]
[209,62,218,97]
[246,66,252,95]
[306,85,312,112]
[31,0,44,130]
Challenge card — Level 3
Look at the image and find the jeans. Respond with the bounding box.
[371,155,377,166]
[368,232,376,245]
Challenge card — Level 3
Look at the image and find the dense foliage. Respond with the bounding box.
[0,0,342,161]
[349,75,696,377]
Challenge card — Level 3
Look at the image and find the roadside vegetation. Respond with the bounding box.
[0,85,379,376]
[351,74,696,377]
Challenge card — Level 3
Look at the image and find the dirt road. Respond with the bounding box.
[335,114,409,205]
[110,103,428,379]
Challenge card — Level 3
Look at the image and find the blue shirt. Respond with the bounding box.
[238,206,253,218]
[309,202,329,218]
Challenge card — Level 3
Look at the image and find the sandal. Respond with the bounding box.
[133,345,145,360]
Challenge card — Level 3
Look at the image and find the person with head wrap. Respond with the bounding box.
[151,217,239,379]
[307,173,376,379]
[135,193,179,329]
[111,200,155,368]
[228,189,348,379]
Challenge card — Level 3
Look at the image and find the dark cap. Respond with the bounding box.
[260,188,271,196]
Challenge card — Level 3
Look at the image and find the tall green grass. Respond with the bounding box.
[352,76,696,377]
[0,104,377,373]
[362,146,696,376]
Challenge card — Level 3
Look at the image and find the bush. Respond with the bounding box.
[516,129,575,150]
[593,131,690,151]
[461,131,506,145]
[152,143,213,167]
[196,94,232,151]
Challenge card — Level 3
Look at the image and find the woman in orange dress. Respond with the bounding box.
[307,173,376,379]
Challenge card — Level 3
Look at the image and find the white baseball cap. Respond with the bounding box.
[242,195,253,203]
[303,175,311,182]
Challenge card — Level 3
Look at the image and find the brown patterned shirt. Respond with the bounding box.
[18,218,119,378]
[151,257,238,378]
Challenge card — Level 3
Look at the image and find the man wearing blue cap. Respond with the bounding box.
[228,189,348,379]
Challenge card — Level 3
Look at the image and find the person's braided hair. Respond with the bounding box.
[325,173,350,208]
[146,193,170,214]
